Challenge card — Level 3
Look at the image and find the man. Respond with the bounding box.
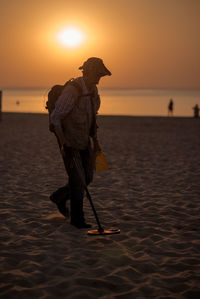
[50,57,111,229]
[193,104,199,118]
[168,99,174,116]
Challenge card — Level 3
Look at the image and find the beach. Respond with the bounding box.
[0,112,200,298]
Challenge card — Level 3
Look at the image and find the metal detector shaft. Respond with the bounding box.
[83,184,104,232]
[67,152,104,232]
[71,155,104,232]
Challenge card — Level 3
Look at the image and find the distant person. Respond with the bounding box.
[168,99,174,116]
[48,57,111,228]
[192,104,199,118]
[0,90,2,122]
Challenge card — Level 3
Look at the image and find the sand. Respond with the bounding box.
[0,112,200,298]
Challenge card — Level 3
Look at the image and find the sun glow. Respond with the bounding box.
[57,27,84,48]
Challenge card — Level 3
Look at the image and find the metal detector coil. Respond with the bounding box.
[88,228,120,235]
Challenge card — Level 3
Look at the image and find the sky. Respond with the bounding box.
[0,0,199,89]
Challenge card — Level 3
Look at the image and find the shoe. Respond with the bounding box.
[50,195,69,217]
[50,186,70,205]
[70,221,92,229]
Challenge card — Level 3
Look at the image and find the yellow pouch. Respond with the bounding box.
[95,151,109,172]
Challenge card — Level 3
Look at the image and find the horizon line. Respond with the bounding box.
[1,86,200,90]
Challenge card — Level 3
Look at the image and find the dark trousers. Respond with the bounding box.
[54,137,94,223]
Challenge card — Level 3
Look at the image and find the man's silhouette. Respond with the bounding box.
[168,99,174,116]
[49,57,111,228]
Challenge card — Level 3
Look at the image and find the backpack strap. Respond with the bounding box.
[65,79,82,96]
[66,78,94,98]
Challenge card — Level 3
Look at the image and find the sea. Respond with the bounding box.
[1,87,200,117]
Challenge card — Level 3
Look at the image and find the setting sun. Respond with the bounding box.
[57,27,84,48]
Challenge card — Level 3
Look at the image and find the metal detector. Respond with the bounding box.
[71,151,120,235]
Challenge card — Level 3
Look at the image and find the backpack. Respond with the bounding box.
[46,78,95,133]
[46,79,83,132]
[46,79,83,114]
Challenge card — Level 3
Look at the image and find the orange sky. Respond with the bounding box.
[0,0,199,88]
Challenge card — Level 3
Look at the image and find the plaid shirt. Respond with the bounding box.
[50,77,100,127]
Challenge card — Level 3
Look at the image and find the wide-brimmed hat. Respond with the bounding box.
[79,57,111,76]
